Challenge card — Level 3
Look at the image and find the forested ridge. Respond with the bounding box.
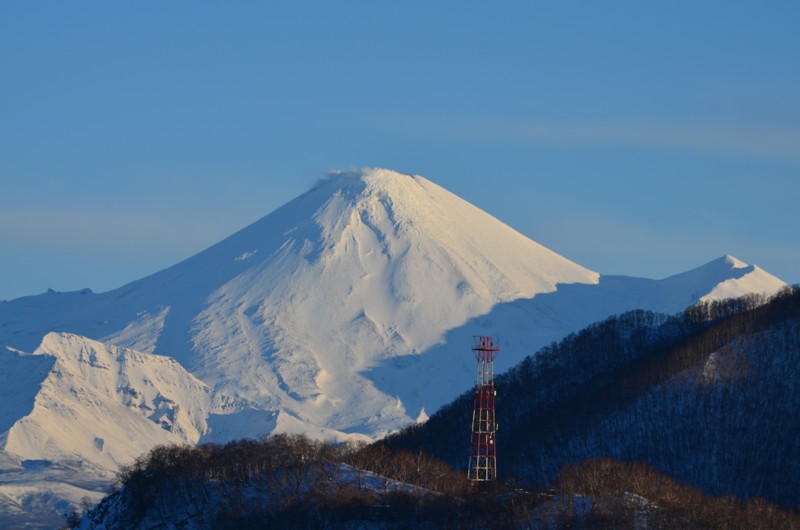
[73,434,800,529]
[385,286,800,508]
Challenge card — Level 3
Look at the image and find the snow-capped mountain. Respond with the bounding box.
[2,169,604,437]
[0,168,787,526]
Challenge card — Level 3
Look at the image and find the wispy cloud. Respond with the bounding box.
[393,117,800,163]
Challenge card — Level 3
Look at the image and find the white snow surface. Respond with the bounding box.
[0,168,788,526]
[4,333,215,468]
[0,333,220,527]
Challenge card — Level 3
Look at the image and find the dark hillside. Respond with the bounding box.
[384,287,800,508]
[78,435,800,529]
[553,457,800,529]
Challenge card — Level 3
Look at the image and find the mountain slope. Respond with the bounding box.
[2,333,215,468]
[0,333,223,527]
[176,170,600,435]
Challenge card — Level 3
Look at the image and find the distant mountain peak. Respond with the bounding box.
[719,254,748,268]
[666,255,752,281]
[662,255,785,302]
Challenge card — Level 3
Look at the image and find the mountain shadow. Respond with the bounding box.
[365,259,780,422]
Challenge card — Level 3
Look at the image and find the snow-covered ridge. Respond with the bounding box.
[0,333,222,528]
[3,333,215,469]
[686,255,786,301]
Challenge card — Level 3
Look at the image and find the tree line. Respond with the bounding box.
[554,457,800,529]
[74,432,800,529]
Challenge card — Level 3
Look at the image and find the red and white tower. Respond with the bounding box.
[468,335,498,484]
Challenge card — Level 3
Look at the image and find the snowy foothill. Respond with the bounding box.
[0,168,788,526]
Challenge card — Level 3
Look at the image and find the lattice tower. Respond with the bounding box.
[468,335,498,484]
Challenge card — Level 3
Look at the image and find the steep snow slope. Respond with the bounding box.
[0,333,225,527]
[2,333,215,469]
[0,330,369,527]
[176,170,599,435]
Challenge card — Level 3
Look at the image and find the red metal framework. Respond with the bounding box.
[468,335,498,484]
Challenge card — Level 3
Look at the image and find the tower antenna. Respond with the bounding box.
[467,335,498,486]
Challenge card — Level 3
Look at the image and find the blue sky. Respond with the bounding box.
[1,2,798,301]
